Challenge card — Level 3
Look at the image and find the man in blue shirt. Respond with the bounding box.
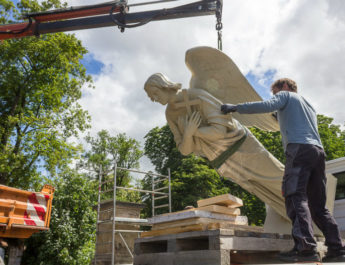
[221,78,344,263]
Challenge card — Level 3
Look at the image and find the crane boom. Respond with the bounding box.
[0,0,221,40]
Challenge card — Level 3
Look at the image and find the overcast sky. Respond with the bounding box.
[60,0,345,172]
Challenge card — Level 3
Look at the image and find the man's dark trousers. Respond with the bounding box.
[283,143,343,252]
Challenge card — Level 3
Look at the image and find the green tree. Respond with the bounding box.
[143,125,265,224]
[249,127,285,163]
[82,130,143,185]
[81,130,143,202]
[250,114,345,163]
[144,125,184,175]
[169,155,232,208]
[23,170,97,265]
[318,115,345,160]
[0,0,92,188]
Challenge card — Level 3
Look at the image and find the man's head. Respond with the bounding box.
[271,78,297,95]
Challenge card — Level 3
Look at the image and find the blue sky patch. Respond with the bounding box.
[80,54,104,75]
[246,69,277,100]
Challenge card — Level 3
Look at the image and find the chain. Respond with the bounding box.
[216,0,223,51]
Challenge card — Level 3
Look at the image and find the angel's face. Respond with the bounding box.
[146,86,170,105]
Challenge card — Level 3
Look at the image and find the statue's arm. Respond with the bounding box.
[168,112,201,156]
[167,118,182,145]
[193,93,231,140]
[195,119,227,141]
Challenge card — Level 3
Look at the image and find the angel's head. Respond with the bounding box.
[144,73,182,105]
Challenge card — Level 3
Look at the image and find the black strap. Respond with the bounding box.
[210,128,248,169]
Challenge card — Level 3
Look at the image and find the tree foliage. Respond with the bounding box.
[317,115,345,160]
[80,130,143,202]
[250,114,345,163]
[81,130,143,186]
[0,0,92,188]
[249,127,285,163]
[23,170,97,265]
[144,125,184,175]
[143,125,266,224]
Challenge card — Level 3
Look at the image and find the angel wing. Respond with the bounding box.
[185,46,279,132]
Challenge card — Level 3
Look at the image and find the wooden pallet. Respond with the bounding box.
[151,217,248,231]
[134,228,327,265]
[144,222,266,237]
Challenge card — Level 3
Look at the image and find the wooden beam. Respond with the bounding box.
[142,223,205,237]
[161,205,240,216]
[197,194,243,208]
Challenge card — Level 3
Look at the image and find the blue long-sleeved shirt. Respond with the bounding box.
[236,91,323,150]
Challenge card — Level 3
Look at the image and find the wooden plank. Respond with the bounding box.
[152,218,209,230]
[197,194,243,208]
[161,205,240,217]
[141,224,204,237]
[215,223,263,232]
[198,205,240,216]
[151,217,248,231]
[149,210,241,224]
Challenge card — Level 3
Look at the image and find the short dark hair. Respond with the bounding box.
[271,78,297,92]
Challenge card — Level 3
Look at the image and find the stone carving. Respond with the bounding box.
[144,46,335,231]
[144,46,286,218]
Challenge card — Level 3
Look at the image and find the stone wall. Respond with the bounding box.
[95,201,145,265]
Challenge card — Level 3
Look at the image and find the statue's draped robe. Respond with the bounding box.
[166,88,287,218]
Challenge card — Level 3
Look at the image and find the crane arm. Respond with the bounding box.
[0,0,221,40]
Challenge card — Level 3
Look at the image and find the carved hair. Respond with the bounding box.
[271,78,298,92]
[144,73,182,93]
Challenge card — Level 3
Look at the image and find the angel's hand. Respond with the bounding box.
[184,111,202,137]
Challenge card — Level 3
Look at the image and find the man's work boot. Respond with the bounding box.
[278,248,320,263]
[322,247,345,263]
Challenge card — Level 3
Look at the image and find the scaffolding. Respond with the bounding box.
[94,163,171,265]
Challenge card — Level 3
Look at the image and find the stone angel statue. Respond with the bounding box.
[144,47,296,229]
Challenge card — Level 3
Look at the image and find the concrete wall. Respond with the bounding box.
[334,199,345,232]
[326,157,345,235]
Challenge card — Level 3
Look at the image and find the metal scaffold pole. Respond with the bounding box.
[95,165,102,265]
[94,165,171,264]
[112,161,118,265]
[151,173,155,217]
[168,168,172,213]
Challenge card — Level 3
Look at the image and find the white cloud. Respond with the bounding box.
[62,0,345,171]
[255,0,345,125]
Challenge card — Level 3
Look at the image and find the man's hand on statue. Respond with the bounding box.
[184,111,202,137]
[221,104,238,114]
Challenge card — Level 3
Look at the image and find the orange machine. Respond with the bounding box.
[0,185,54,239]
